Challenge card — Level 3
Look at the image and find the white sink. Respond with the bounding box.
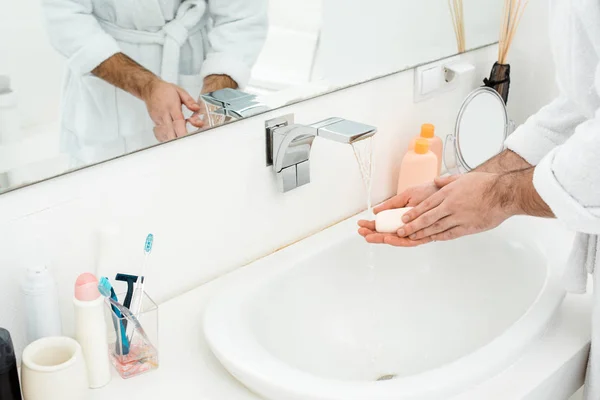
[204,214,569,400]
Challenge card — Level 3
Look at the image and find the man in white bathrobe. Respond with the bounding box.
[43,0,267,166]
[359,1,600,397]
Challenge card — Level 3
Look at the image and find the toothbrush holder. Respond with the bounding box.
[105,292,159,379]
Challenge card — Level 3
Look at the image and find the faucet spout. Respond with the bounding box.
[265,113,377,192]
[311,117,378,144]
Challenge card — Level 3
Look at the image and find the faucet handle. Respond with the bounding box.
[278,160,311,192]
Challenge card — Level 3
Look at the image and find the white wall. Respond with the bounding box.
[249,0,322,90]
[0,0,64,129]
[0,0,556,361]
[0,45,495,358]
[268,0,322,33]
[506,0,557,123]
[315,0,503,86]
[0,0,68,188]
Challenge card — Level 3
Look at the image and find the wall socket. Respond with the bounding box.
[413,56,475,103]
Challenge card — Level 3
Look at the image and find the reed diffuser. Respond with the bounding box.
[448,0,465,53]
[485,0,530,104]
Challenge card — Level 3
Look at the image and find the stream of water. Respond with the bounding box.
[351,137,383,368]
[351,137,375,271]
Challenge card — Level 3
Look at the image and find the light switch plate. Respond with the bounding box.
[414,55,462,103]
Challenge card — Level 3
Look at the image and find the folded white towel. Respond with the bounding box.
[564,233,595,294]
[584,241,600,400]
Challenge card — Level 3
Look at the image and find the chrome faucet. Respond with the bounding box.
[265,114,377,192]
[201,88,269,119]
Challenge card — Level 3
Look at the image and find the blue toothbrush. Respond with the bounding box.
[98,277,130,355]
[130,234,154,317]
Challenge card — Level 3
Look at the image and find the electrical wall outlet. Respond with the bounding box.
[413,55,474,103]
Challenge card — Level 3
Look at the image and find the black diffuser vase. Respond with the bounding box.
[0,328,21,400]
[484,62,511,105]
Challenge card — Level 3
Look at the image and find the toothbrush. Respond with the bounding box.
[130,234,154,317]
[98,277,130,355]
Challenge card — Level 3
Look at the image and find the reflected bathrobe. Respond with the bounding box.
[504,0,600,397]
[42,0,267,166]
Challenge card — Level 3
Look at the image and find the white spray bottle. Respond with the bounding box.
[21,265,62,345]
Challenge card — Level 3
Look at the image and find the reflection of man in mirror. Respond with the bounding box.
[43,0,267,166]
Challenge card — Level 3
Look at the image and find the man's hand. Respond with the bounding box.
[142,79,202,142]
[92,53,202,142]
[400,169,554,244]
[396,173,513,243]
[356,148,553,247]
[188,74,239,128]
[357,181,450,246]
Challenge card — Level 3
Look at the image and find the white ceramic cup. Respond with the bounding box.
[21,336,89,400]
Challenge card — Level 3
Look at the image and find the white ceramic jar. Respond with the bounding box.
[21,337,89,400]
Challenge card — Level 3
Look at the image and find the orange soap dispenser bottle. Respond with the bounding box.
[409,123,443,174]
[397,138,438,194]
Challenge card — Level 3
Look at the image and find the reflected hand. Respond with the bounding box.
[357,180,453,246]
[396,173,512,244]
[142,79,202,142]
[187,99,214,131]
[188,74,238,129]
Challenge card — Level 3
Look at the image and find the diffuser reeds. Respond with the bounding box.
[448,0,465,53]
[498,0,529,64]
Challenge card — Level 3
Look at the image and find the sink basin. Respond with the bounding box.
[204,214,568,400]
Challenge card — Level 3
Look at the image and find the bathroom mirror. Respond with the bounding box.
[444,87,509,173]
[0,0,505,194]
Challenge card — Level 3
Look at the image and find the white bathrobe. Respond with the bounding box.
[43,0,267,166]
[504,0,600,397]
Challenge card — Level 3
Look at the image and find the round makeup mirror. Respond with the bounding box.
[444,87,509,173]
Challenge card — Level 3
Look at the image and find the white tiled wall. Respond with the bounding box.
[0,0,555,360]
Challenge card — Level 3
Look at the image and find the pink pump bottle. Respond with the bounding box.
[397,138,438,194]
[74,273,111,388]
[408,123,443,174]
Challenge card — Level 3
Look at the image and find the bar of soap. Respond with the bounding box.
[375,207,413,233]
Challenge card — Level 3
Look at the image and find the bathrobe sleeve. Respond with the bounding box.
[199,0,268,88]
[528,67,600,234]
[42,0,121,76]
[505,96,588,166]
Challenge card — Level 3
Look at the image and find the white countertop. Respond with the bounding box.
[90,251,593,400]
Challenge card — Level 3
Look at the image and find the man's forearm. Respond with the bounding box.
[490,168,555,218]
[93,53,238,101]
[476,150,553,217]
[474,149,532,173]
[201,74,238,94]
[92,53,160,101]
